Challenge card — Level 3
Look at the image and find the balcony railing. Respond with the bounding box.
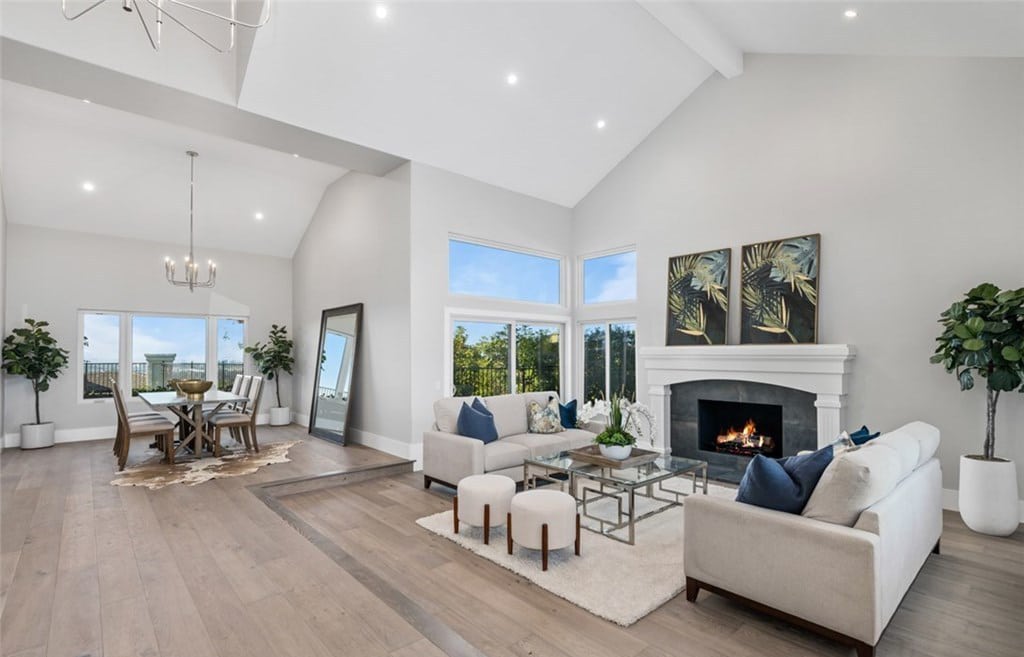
[453,365,560,397]
[82,361,245,398]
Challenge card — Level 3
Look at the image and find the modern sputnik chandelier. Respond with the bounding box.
[166,151,216,292]
[62,0,271,53]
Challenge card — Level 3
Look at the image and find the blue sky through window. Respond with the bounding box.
[320,332,348,393]
[449,239,560,304]
[83,313,120,362]
[583,251,636,304]
[132,316,206,364]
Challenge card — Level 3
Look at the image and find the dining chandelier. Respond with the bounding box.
[165,150,216,292]
[62,0,271,53]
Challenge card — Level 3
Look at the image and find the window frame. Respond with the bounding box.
[577,245,637,307]
[448,234,568,309]
[77,309,248,404]
[444,307,572,401]
[576,317,638,403]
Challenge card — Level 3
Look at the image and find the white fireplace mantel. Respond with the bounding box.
[639,344,856,453]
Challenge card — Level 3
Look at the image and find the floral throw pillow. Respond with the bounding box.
[528,397,565,434]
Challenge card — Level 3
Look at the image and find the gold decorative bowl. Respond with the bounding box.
[174,379,213,401]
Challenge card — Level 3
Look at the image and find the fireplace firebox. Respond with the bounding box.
[698,399,783,459]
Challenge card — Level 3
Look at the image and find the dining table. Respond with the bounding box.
[137,389,250,459]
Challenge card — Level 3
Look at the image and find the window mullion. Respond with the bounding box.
[604,323,611,399]
[509,322,518,394]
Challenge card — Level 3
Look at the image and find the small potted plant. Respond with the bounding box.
[2,318,70,449]
[245,324,295,426]
[594,393,636,460]
[931,283,1023,536]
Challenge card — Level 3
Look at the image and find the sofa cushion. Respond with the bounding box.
[483,394,529,438]
[802,443,903,526]
[736,445,834,514]
[456,402,498,444]
[434,396,474,434]
[502,432,571,458]
[890,421,940,468]
[872,431,919,481]
[484,440,531,472]
[561,429,595,450]
[528,397,565,434]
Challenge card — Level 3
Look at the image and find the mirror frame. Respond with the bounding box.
[309,303,363,444]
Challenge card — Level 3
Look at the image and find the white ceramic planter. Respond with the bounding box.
[20,422,55,450]
[959,455,1019,536]
[268,407,291,426]
[598,444,632,460]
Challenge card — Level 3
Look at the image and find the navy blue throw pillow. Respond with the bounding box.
[849,425,880,445]
[559,399,577,429]
[471,397,492,418]
[457,402,498,444]
[736,445,834,514]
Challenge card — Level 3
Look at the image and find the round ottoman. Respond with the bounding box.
[508,489,580,571]
[454,474,516,545]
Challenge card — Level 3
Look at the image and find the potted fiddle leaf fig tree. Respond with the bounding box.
[245,324,294,426]
[931,283,1024,536]
[2,318,70,449]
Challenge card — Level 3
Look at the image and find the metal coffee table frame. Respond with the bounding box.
[523,453,708,545]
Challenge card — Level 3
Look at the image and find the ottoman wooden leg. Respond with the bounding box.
[507,513,513,555]
[483,504,491,545]
[453,496,459,535]
[542,523,549,571]
[575,513,581,556]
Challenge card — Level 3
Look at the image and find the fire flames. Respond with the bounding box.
[716,418,774,453]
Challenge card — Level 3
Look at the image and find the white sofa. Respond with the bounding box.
[423,392,600,489]
[683,421,942,657]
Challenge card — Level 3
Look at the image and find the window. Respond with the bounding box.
[582,250,636,304]
[451,319,563,397]
[581,321,636,402]
[78,311,247,400]
[449,238,562,305]
[82,312,121,399]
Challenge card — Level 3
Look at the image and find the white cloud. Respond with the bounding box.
[590,258,637,303]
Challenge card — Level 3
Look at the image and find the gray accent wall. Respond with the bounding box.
[572,55,1024,495]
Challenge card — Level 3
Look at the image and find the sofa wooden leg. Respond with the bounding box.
[932,539,940,555]
[423,475,432,489]
[685,576,700,602]
[507,513,513,555]
[854,641,875,657]
[483,504,491,545]
[574,513,581,556]
[453,496,459,535]
[541,523,549,571]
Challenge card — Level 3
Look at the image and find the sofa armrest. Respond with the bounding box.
[422,430,484,486]
[580,420,605,435]
[684,495,883,645]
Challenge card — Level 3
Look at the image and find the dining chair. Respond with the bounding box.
[208,375,264,454]
[112,385,176,471]
[110,384,169,455]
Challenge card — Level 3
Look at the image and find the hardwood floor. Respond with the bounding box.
[2,428,1022,657]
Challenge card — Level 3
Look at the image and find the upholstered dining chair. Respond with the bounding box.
[208,375,264,455]
[112,386,176,471]
[110,384,168,455]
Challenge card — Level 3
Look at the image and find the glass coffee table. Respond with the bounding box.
[523,452,708,545]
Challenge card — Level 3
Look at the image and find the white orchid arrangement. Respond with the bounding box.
[577,397,656,448]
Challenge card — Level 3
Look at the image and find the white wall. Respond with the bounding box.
[573,55,1024,494]
[291,167,413,455]
[408,163,574,450]
[3,224,292,444]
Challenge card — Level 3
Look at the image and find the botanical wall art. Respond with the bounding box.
[741,234,820,344]
[666,248,730,345]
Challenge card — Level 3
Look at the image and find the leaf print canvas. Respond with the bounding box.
[740,234,820,344]
[666,248,730,345]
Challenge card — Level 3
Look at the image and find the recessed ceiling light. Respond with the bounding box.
[82,98,92,104]
[254,212,264,220]
[292,153,300,158]
[844,9,858,19]
[506,72,519,86]
[82,181,95,192]
[596,119,607,130]
[375,5,388,20]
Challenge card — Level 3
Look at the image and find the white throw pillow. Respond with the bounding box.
[801,443,903,526]
[872,431,920,481]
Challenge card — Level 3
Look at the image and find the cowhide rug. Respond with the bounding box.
[111,440,301,490]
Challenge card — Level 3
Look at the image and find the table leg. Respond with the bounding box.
[193,404,205,455]
[628,487,636,545]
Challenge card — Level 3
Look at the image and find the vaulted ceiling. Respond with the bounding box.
[2,1,1021,255]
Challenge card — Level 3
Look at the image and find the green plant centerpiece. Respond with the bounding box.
[2,319,70,449]
[244,324,295,423]
[594,393,636,460]
[930,283,1023,535]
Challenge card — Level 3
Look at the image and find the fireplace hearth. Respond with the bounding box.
[698,399,783,459]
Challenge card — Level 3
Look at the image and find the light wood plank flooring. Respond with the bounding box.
[2,427,1021,657]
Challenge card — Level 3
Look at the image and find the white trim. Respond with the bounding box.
[347,428,423,470]
[4,424,115,448]
[942,487,1024,522]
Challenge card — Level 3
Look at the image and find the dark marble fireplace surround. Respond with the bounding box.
[671,380,818,483]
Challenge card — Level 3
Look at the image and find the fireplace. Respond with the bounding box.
[698,399,783,459]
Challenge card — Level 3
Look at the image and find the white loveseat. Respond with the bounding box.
[422,392,599,489]
[683,421,943,657]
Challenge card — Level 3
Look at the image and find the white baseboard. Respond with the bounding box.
[4,424,116,448]
[942,487,1024,522]
[347,428,422,471]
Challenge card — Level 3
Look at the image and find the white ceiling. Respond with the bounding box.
[1,82,346,258]
[2,0,1022,222]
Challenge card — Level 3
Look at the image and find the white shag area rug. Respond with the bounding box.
[111,440,301,489]
[416,479,736,626]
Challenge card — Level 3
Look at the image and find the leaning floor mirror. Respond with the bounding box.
[309,303,363,444]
